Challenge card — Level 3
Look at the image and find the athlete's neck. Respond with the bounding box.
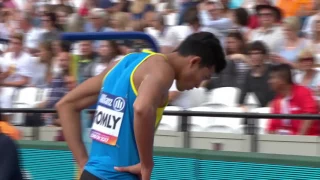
[164,52,183,79]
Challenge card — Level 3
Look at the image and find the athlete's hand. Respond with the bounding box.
[114,163,141,178]
[115,163,153,180]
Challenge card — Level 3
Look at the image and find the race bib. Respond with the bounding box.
[90,92,126,146]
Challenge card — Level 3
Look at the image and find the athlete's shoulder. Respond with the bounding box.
[147,54,174,78]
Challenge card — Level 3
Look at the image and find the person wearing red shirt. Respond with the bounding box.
[267,64,320,136]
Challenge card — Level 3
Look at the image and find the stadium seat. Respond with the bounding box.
[187,106,216,132]
[236,107,271,134]
[41,88,52,101]
[158,106,182,131]
[251,107,271,134]
[11,104,30,126]
[13,87,40,107]
[205,106,244,133]
[11,87,41,125]
[185,87,208,108]
[202,87,241,107]
[243,92,260,109]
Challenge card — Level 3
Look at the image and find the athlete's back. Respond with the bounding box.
[85,51,164,179]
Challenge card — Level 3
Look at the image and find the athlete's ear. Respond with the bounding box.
[189,56,201,68]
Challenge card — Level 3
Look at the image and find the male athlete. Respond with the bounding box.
[56,32,226,180]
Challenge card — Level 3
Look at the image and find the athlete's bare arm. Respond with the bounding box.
[133,55,175,179]
[56,61,118,169]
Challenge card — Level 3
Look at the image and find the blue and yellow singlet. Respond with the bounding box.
[84,50,167,179]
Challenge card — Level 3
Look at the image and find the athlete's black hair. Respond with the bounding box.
[175,32,226,73]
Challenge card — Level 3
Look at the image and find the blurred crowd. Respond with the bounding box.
[1,0,320,138]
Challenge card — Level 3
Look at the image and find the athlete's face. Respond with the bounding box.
[176,56,213,91]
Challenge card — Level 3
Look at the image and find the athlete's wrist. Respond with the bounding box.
[141,161,154,171]
[78,155,88,169]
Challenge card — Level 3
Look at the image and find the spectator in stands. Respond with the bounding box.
[0,8,12,40]
[144,12,175,53]
[110,11,130,31]
[30,42,53,88]
[167,7,223,48]
[17,12,45,55]
[206,31,249,89]
[66,13,85,33]
[70,41,98,84]
[41,12,61,43]
[111,0,132,13]
[301,0,320,38]
[51,40,72,78]
[130,0,154,20]
[37,4,52,26]
[178,0,199,25]
[92,40,122,76]
[85,8,113,50]
[294,49,320,100]
[37,51,75,126]
[244,0,273,29]
[239,41,275,108]
[270,16,308,67]
[307,15,320,65]
[249,4,284,53]
[52,0,74,14]
[220,0,232,17]
[55,8,69,32]
[231,7,250,39]
[85,8,113,33]
[267,64,319,136]
[65,13,85,55]
[199,0,233,36]
[0,33,34,121]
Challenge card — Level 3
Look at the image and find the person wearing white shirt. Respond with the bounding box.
[199,0,234,36]
[17,12,45,55]
[144,12,175,53]
[166,6,224,48]
[92,40,123,76]
[0,33,34,121]
[249,4,284,53]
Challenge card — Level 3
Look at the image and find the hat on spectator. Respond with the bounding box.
[89,8,107,19]
[255,4,282,22]
[298,49,314,61]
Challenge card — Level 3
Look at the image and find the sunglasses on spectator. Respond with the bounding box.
[258,13,273,17]
[300,57,314,62]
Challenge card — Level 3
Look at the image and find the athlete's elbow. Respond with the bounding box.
[133,102,154,119]
[55,99,65,111]
[55,98,70,112]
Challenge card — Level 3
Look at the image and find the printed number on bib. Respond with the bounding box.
[90,92,126,146]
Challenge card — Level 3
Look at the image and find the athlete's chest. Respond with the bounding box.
[90,91,127,146]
